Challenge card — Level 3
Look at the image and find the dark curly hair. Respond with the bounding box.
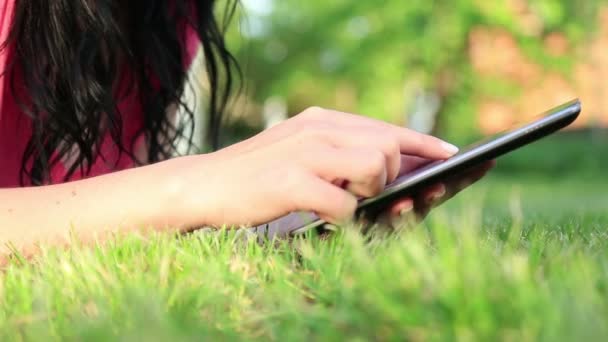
[1,0,239,185]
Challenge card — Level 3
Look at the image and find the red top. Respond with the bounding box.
[0,0,200,187]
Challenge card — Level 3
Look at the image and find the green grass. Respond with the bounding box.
[1,132,607,341]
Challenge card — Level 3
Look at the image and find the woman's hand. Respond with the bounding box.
[253,159,495,238]
[168,107,461,230]
[375,158,495,230]
[0,106,486,259]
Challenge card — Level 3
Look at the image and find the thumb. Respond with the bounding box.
[291,173,358,224]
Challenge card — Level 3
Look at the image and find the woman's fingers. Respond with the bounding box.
[376,197,416,231]
[305,146,388,198]
[301,107,459,159]
[421,183,447,206]
[410,161,495,221]
[313,127,402,183]
[411,183,446,221]
[290,172,358,223]
[386,197,415,217]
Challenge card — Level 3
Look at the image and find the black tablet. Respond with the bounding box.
[290,99,582,235]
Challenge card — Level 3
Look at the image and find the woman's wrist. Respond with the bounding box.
[153,153,221,231]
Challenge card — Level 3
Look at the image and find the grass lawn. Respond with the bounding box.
[1,132,607,341]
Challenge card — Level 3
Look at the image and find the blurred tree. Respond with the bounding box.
[222,0,603,143]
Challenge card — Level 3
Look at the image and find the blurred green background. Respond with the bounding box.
[218,0,608,148]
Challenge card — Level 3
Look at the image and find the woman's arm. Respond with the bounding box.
[0,107,473,260]
[0,159,193,259]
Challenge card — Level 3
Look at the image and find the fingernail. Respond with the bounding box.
[399,203,414,217]
[440,141,459,155]
[426,186,446,204]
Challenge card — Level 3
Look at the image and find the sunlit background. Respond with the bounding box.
[211,0,608,148]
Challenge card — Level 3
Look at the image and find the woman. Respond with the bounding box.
[0,1,491,258]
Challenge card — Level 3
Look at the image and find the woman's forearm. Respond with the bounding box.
[0,158,195,258]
